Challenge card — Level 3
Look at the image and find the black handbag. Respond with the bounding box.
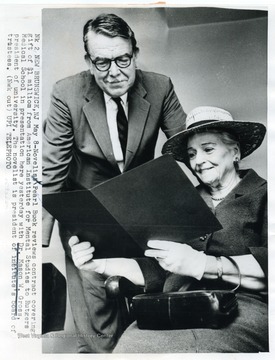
[132,257,241,330]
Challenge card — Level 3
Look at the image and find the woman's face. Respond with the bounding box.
[187,132,238,187]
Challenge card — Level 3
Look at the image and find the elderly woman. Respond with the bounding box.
[69,106,268,353]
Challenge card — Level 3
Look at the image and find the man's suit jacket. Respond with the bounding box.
[42,69,186,246]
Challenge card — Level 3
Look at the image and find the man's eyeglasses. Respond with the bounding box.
[89,54,133,72]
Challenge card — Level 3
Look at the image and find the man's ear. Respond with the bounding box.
[85,54,93,74]
[133,51,139,69]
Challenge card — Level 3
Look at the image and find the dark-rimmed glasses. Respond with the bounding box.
[89,54,133,72]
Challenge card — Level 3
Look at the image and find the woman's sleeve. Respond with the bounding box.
[249,189,267,278]
[249,247,267,278]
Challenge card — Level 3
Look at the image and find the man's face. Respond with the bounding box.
[86,31,137,98]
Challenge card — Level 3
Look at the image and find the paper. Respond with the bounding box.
[43,155,222,258]
[0,4,271,357]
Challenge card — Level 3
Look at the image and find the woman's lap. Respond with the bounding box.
[113,293,268,353]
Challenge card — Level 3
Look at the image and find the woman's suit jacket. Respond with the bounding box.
[136,169,267,292]
[116,169,268,353]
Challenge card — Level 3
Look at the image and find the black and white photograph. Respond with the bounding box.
[0,2,274,359]
[41,6,268,354]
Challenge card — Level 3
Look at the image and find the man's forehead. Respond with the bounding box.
[86,32,132,57]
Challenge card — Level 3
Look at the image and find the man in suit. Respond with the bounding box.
[43,13,186,353]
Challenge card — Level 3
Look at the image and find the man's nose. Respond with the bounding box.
[108,61,121,76]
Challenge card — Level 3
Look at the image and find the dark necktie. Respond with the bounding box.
[112,97,128,160]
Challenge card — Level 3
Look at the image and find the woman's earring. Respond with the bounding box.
[233,157,239,171]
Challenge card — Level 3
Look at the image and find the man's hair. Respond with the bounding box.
[83,13,139,55]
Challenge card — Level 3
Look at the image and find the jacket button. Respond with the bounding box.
[199,235,208,241]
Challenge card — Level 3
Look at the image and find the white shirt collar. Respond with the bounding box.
[104,92,128,106]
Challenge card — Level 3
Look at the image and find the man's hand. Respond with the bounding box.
[68,236,106,273]
[145,240,207,280]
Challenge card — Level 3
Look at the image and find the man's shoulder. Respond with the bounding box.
[55,70,92,88]
[51,70,96,101]
[135,70,173,96]
[137,69,171,84]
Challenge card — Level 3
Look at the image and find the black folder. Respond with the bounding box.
[43,155,222,258]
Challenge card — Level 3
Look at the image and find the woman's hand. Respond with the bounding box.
[145,240,207,280]
[69,236,145,285]
[68,236,106,273]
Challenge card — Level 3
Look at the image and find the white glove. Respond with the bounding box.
[68,236,106,274]
[145,240,207,280]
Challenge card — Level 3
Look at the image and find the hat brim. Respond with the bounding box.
[162,120,266,166]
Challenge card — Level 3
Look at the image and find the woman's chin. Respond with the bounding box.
[199,175,218,186]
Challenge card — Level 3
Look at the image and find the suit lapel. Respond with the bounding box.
[82,72,150,172]
[125,74,150,169]
[83,79,120,172]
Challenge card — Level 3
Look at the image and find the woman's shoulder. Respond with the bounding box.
[240,169,267,189]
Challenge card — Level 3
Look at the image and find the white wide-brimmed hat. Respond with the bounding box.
[162,106,266,165]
